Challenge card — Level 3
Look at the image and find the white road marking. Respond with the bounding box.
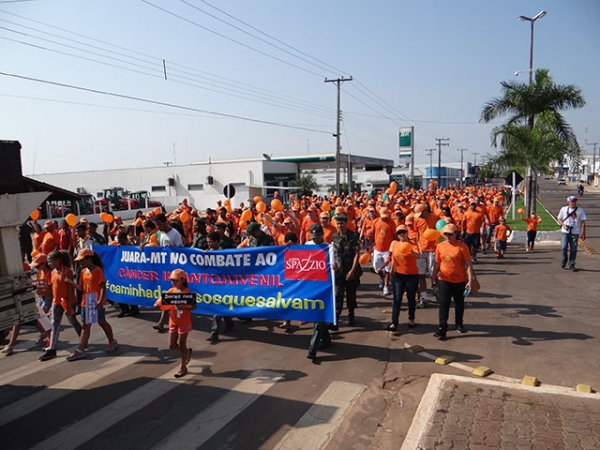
[0,351,69,386]
[154,369,283,450]
[29,360,213,450]
[273,381,365,450]
[0,352,146,427]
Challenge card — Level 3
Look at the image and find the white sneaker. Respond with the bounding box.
[1,345,14,355]
[378,279,384,289]
[383,286,390,295]
[417,300,427,309]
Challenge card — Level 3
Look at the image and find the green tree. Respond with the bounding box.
[293,173,319,196]
[481,69,585,214]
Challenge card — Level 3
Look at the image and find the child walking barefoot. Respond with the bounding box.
[154,269,193,378]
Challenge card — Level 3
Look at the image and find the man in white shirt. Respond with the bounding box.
[155,214,184,247]
[557,196,587,271]
[153,214,184,332]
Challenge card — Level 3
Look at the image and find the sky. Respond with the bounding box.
[1,0,598,175]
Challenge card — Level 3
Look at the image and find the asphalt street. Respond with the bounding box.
[1,183,598,449]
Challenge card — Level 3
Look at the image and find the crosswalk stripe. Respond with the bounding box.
[154,369,284,450]
[0,352,146,427]
[273,381,365,450]
[0,351,69,386]
[28,359,213,450]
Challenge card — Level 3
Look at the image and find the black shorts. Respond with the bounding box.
[464,233,481,249]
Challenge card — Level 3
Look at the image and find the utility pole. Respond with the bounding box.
[425,149,435,186]
[472,152,479,166]
[435,138,450,187]
[587,142,598,185]
[457,148,467,187]
[325,76,353,195]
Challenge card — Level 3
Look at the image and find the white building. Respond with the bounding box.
[30,153,395,211]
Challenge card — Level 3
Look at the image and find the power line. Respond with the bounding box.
[0,71,333,134]
[179,0,340,77]
[199,0,350,77]
[139,0,326,78]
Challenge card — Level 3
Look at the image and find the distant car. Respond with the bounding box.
[557,178,567,185]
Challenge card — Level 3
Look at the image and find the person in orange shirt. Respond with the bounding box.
[384,225,420,331]
[485,198,504,251]
[133,210,146,238]
[359,207,377,249]
[371,208,396,295]
[493,217,512,259]
[154,269,194,378]
[522,211,541,252]
[300,206,320,244]
[66,249,117,361]
[413,204,440,308]
[462,201,486,262]
[40,221,60,256]
[39,250,83,361]
[432,224,476,340]
[319,211,337,244]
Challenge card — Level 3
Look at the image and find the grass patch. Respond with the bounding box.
[504,198,559,232]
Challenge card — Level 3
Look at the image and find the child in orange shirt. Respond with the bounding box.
[522,211,541,252]
[67,248,117,361]
[154,269,194,378]
[493,217,512,259]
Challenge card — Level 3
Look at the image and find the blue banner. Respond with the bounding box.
[94,245,336,323]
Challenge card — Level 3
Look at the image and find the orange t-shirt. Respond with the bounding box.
[435,240,471,283]
[389,240,419,275]
[372,218,396,252]
[523,218,541,232]
[415,213,440,252]
[40,230,59,255]
[488,205,504,223]
[51,267,72,306]
[80,266,106,307]
[494,224,511,241]
[463,209,485,234]
[35,267,53,298]
[321,223,337,244]
[158,287,193,327]
[301,217,319,242]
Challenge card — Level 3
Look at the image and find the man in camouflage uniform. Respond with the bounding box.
[246,222,275,247]
[332,213,361,328]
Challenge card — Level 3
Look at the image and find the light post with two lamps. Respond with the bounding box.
[517,10,547,216]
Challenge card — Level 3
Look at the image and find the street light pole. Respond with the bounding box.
[325,77,352,196]
[519,10,546,214]
[457,149,467,187]
[426,148,435,186]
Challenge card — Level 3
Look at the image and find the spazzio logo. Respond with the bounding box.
[284,249,328,281]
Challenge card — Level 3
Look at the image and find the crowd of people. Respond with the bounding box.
[4,183,547,366]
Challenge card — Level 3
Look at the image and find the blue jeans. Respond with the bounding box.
[391,273,419,325]
[561,233,579,267]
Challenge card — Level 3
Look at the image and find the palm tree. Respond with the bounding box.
[293,173,319,196]
[481,69,585,214]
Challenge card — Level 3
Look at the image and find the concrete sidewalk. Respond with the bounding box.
[402,374,600,449]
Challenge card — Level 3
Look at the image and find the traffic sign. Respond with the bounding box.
[223,184,236,198]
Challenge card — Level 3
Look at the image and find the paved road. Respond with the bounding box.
[1,183,599,449]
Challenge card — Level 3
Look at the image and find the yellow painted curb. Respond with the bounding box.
[576,384,592,394]
[406,345,425,354]
[435,355,455,365]
[473,366,493,377]
[522,375,539,387]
